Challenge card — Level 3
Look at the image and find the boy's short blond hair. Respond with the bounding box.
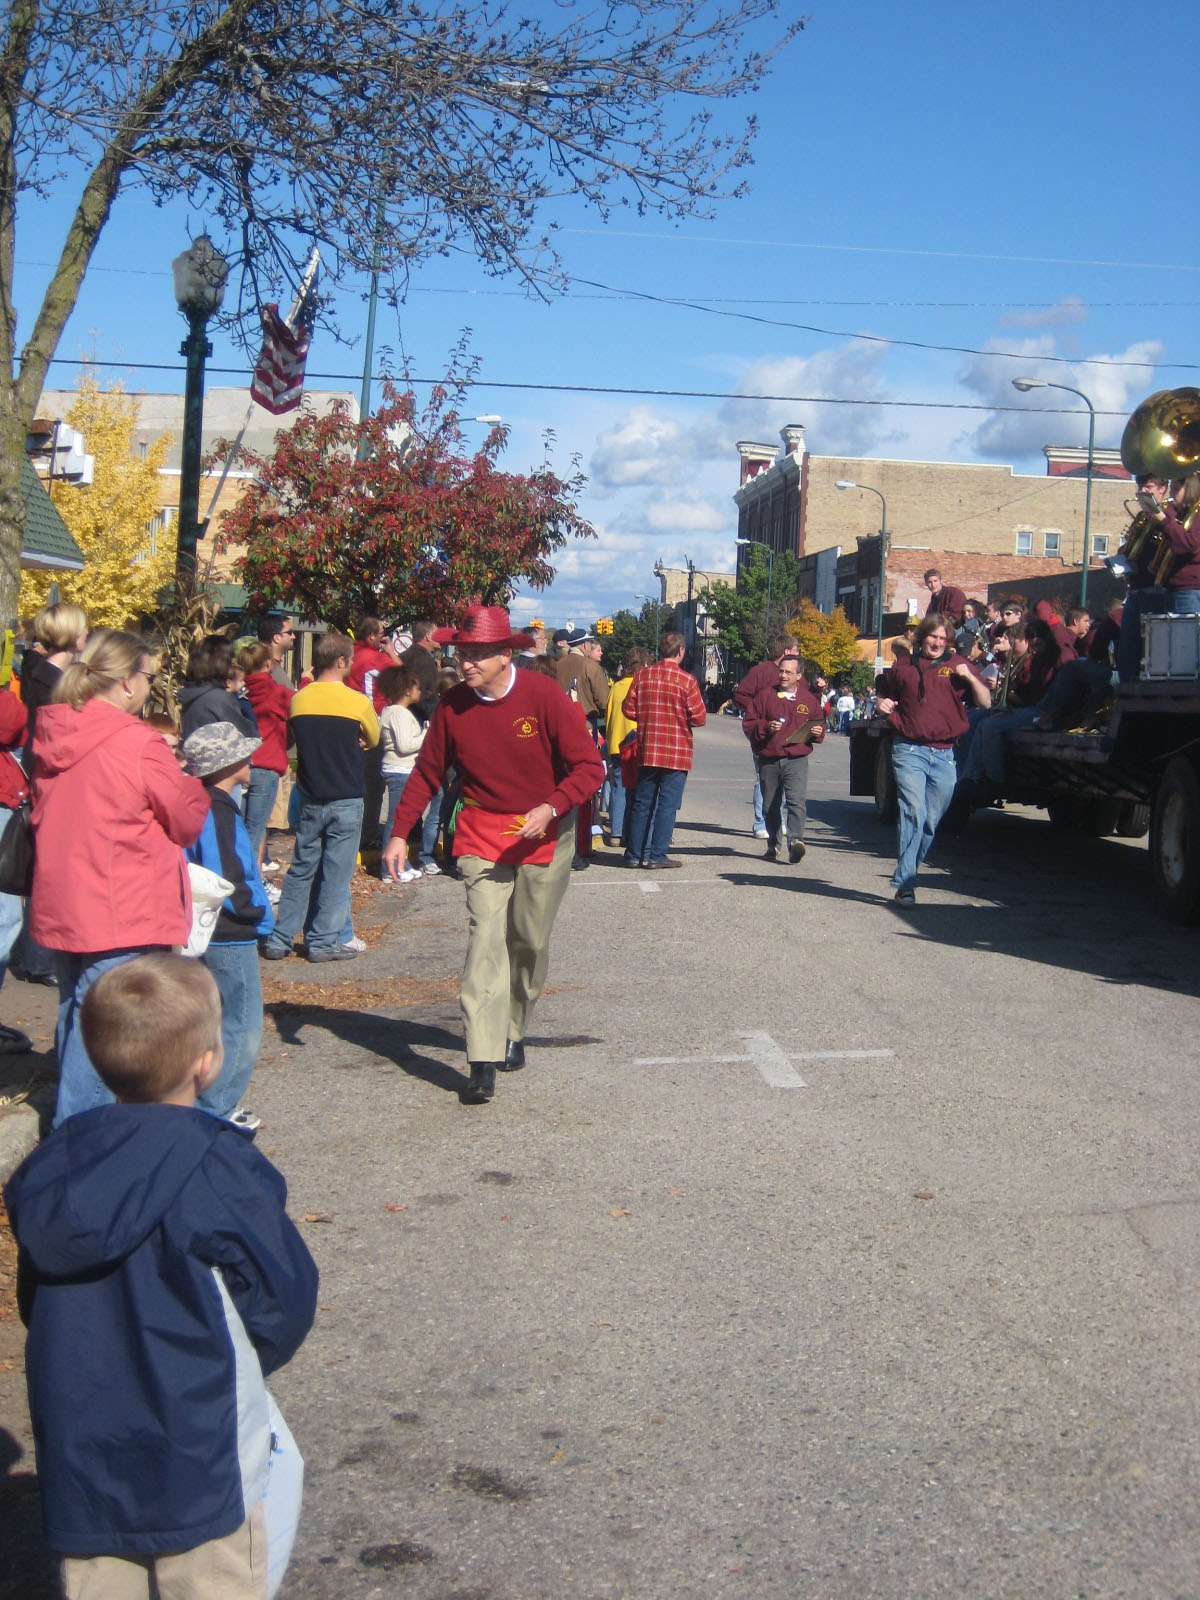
[80,955,221,1103]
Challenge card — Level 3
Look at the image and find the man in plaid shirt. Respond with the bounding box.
[621,631,707,869]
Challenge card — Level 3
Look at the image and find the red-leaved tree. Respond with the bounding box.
[217,356,594,627]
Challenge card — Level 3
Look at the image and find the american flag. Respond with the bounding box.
[250,259,319,415]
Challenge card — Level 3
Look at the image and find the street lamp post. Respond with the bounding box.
[171,236,228,577]
[1013,376,1097,607]
[835,480,888,672]
[735,536,774,650]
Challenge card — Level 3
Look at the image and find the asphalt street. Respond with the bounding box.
[4,714,1199,1599]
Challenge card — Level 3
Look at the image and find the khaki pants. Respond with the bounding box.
[457,811,574,1062]
[62,1502,266,1600]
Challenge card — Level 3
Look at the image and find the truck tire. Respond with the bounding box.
[1151,757,1200,923]
[1115,801,1151,839]
[874,740,898,825]
[1047,797,1120,836]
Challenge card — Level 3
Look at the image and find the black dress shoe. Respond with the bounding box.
[499,1039,525,1072]
[461,1062,497,1104]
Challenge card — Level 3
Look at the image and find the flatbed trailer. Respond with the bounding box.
[848,680,1200,922]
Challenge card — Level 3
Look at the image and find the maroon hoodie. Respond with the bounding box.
[1160,505,1200,592]
[877,651,981,747]
[742,677,826,760]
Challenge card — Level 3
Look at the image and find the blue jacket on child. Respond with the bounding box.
[4,1103,318,1556]
[187,787,274,942]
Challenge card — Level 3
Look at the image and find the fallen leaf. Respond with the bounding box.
[499,1215,511,1222]
[913,1191,935,1201]
[298,1213,333,1224]
[384,1203,407,1213]
[609,1208,631,1219]
[595,1320,613,1328]
[551,1448,565,1462]
[666,1188,685,1197]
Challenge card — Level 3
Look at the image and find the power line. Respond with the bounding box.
[571,276,1194,371]
[561,228,1200,274]
[35,353,1133,415]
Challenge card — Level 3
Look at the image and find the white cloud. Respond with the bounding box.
[719,340,905,458]
[961,337,1162,459]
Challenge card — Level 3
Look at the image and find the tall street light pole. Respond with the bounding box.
[835,480,888,673]
[735,536,774,650]
[171,236,228,578]
[1013,376,1097,608]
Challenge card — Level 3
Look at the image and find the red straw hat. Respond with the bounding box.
[432,605,534,651]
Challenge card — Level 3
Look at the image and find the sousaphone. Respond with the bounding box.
[1121,388,1200,480]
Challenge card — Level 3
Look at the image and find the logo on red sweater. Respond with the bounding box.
[513,715,538,738]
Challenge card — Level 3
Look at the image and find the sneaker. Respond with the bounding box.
[307,945,359,963]
[788,840,806,864]
[260,942,292,961]
[0,1023,32,1054]
[422,861,442,877]
[591,823,604,837]
[893,887,916,906]
[264,882,282,904]
[260,859,279,875]
[229,1106,261,1131]
[340,936,367,953]
[752,827,768,840]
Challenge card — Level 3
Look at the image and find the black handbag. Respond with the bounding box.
[0,752,33,897]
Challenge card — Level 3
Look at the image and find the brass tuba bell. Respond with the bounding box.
[1121,388,1200,480]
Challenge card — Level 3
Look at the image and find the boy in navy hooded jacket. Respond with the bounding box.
[4,954,317,1597]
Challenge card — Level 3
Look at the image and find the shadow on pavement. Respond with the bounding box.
[0,1426,55,1600]
[268,1007,469,1095]
[803,794,1200,1000]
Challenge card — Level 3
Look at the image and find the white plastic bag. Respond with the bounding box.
[263,1393,304,1599]
[183,862,233,958]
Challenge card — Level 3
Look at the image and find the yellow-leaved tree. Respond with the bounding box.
[786,601,863,678]
[21,376,173,626]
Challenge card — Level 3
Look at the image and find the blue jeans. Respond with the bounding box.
[624,767,688,865]
[751,754,765,831]
[890,742,958,892]
[198,941,263,1118]
[1168,590,1200,614]
[1117,587,1167,682]
[607,759,627,841]
[419,785,444,868]
[52,948,163,1127]
[265,793,363,956]
[242,768,280,861]
[382,772,410,866]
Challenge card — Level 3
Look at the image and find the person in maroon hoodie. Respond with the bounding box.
[348,616,400,852]
[1149,473,1200,615]
[923,570,967,627]
[875,613,991,905]
[733,632,796,840]
[741,656,824,864]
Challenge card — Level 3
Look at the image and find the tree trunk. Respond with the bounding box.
[0,407,28,629]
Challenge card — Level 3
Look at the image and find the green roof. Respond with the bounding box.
[21,458,85,571]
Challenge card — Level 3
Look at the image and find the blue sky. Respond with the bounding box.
[17,0,1200,627]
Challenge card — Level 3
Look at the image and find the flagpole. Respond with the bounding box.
[357,189,385,462]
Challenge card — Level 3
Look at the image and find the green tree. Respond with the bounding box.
[605,603,661,674]
[705,547,805,669]
[0,2,803,625]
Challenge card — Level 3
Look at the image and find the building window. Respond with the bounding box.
[137,510,169,564]
[1092,534,1109,556]
[1015,529,1033,556]
[1043,531,1061,557]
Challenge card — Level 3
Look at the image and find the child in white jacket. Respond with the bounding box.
[377,665,426,882]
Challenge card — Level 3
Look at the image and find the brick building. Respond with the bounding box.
[735,424,1134,634]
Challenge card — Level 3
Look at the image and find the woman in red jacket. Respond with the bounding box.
[238,641,293,870]
[31,629,210,1126]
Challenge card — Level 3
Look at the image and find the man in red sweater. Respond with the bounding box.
[924,569,967,626]
[382,606,604,1105]
[733,632,796,840]
[741,656,824,864]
